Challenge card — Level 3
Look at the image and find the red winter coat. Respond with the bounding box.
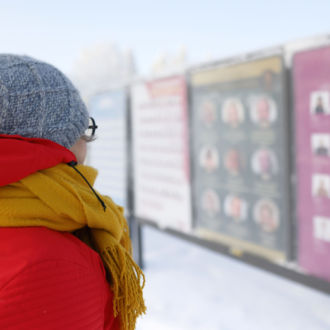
[0,135,120,329]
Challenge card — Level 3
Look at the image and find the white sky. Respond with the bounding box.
[0,0,330,75]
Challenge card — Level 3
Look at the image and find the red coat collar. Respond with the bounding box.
[0,134,76,186]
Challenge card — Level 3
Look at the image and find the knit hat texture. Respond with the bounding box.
[0,54,89,148]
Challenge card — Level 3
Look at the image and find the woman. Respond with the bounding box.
[0,55,145,329]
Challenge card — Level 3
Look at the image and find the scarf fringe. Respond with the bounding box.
[101,243,146,330]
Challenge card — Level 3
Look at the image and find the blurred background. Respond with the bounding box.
[1,0,330,92]
[2,1,330,329]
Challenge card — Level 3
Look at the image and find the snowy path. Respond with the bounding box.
[136,227,330,330]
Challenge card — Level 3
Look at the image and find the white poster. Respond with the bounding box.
[88,89,127,209]
[131,76,192,232]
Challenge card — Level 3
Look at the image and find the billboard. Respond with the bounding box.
[131,76,192,232]
[190,55,291,262]
[293,46,330,282]
[88,89,128,209]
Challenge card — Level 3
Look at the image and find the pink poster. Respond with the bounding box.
[294,46,330,282]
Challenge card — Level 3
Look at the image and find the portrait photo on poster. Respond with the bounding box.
[261,70,275,90]
[310,91,330,115]
[224,194,248,222]
[249,95,277,128]
[199,145,219,173]
[224,148,243,176]
[221,98,245,128]
[199,98,217,127]
[311,133,330,156]
[312,174,330,198]
[253,198,280,233]
[201,189,221,217]
[251,148,278,180]
[313,216,330,243]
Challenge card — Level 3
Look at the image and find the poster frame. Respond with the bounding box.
[188,50,294,262]
[289,39,330,282]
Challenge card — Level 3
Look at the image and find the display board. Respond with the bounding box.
[293,46,330,282]
[190,55,291,262]
[131,76,192,232]
[88,89,128,209]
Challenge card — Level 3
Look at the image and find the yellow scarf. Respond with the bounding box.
[0,163,146,330]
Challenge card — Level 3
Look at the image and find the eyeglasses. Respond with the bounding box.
[82,117,98,142]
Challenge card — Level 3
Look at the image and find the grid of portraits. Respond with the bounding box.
[309,91,330,242]
[197,95,280,234]
[191,58,289,254]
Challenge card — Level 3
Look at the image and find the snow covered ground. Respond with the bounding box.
[136,226,330,330]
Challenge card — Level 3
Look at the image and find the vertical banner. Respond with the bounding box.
[191,56,291,261]
[131,76,192,232]
[88,89,127,209]
[293,46,330,282]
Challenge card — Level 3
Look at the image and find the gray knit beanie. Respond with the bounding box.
[0,54,89,148]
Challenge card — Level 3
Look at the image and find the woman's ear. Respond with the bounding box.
[70,138,87,164]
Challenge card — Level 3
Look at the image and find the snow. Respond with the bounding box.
[136,226,330,330]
